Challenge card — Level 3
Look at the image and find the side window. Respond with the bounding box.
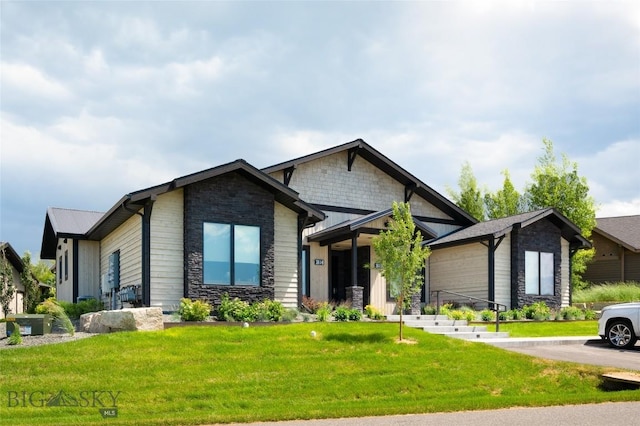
[203,223,260,286]
[525,251,554,295]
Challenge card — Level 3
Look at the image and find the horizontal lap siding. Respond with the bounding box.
[494,234,511,309]
[78,241,100,299]
[101,213,141,289]
[274,202,299,308]
[429,243,488,306]
[150,190,184,310]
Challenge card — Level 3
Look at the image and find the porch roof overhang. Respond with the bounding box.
[307,208,438,247]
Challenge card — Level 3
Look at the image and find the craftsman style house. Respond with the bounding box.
[0,242,25,319]
[583,215,640,284]
[41,139,590,314]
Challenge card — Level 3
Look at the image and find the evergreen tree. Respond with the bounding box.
[485,170,525,219]
[0,248,16,317]
[447,162,485,221]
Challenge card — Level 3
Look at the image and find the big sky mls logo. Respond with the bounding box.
[7,390,121,418]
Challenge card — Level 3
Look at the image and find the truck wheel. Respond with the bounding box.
[606,320,637,349]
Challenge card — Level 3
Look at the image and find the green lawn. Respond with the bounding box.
[485,320,600,337]
[1,322,637,426]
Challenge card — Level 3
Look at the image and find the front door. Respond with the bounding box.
[330,247,370,306]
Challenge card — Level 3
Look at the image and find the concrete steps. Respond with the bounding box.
[386,314,510,341]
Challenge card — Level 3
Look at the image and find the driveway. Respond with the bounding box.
[501,338,640,371]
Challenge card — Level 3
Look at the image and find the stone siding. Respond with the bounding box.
[511,220,562,308]
[184,172,275,306]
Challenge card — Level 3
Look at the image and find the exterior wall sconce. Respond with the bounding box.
[314,259,324,266]
[374,263,382,269]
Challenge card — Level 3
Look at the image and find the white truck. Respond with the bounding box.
[598,302,640,349]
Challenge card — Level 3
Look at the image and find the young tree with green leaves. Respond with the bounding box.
[20,251,40,313]
[372,202,431,341]
[484,170,525,219]
[447,162,485,221]
[525,139,596,289]
[0,248,16,317]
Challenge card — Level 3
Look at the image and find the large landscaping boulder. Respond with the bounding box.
[80,308,163,333]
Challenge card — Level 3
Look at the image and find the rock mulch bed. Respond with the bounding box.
[0,322,97,350]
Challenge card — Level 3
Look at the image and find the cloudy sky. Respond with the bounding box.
[1,1,639,258]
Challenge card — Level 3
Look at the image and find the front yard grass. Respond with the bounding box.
[485,320,599,337]
[1,322,637,426]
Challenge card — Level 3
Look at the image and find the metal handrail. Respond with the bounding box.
[431,290,508,332]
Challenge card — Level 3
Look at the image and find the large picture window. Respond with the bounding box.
[203,223,260,286]
[525,251,554,295]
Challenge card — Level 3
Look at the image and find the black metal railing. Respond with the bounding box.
[431,290,508,332]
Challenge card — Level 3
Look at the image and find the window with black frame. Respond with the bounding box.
[203,223,260,286]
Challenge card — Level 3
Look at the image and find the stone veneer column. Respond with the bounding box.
[410,292,421,315]
[346,286,364,312]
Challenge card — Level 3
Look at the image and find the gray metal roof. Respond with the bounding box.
[40,208,105,259]
[47,207,104,235]
[0,241,24,273]
[428,208,591,250]
[595,215,640,252]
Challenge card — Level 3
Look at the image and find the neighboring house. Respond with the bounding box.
[40,139,590,314]
[426,209,591,310]
[583,215,640,284]
[41,160,324,311]
[0,242,25,319]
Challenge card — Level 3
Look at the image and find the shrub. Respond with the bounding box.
[281,308,299,322]
[422,305,437,315]
[523,302,551,321]
[301,296,323,314]
[498,311,509,321]
[251,299,285,322]
[7,324,22,345]
[438,303,453,316]
[217,294,253,322]
[178,298,211,321]
[333,305,350,322]
[59,298,105,319]
[584,309,597,320]
[509,308,524,320]
[559,306,584,320]
[480,309,494,322]
[364,305,384,320]
[348,309,362,321]
[316,303,332,322]
[35,298,74,335]
[449,310,465,320]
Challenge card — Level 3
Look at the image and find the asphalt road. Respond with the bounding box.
[219,402,640,426]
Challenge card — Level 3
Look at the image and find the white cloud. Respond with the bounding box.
[597,199,640,218]
[1,62,72,100]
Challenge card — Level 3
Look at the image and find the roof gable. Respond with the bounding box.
[262,139,477,226]
[40,208,105,259]
[594,215,640,252]
[428,208,591,250]
[0,242,24,273]
[86,159,325,241]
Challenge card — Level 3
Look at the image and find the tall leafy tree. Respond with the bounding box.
[20,251,40,313]
[32,260,55,287]
[0,248,16,317]
[372,202,431,341]
[525,138,596,288]
[447,162,485,221]
[484,170,525,219]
